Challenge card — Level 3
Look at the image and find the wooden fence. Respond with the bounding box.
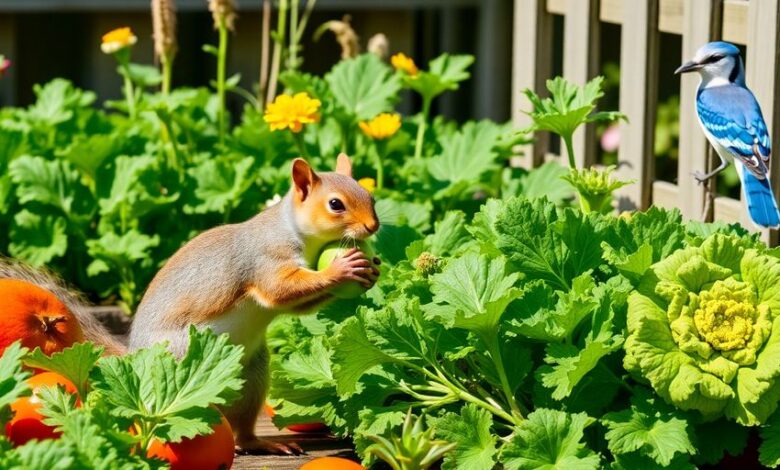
[512,0,780,242]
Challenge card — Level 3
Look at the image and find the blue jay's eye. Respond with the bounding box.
[328,198,345,212]
[704,54,725,64]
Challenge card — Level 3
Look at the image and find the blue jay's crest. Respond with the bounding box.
[677,41,780,229]
[697,41,741,58]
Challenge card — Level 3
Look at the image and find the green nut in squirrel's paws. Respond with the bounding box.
[317,241,377,299]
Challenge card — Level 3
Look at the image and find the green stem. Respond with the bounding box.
[120,63,136,118]
[484,336,524,420]
[161,56,173,95]
[293,131,308,158]
[408,362,519,425]
[373,140,386,190]
[216,20,229,146]
[413,96,432,160]
[289,0,298,72]
[563,133,576,169]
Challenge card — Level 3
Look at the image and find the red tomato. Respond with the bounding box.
[300,457,366,470]
[264,403,329,434]
[5,372,79,446]
[147,414,235,470]
[0,279,83,357]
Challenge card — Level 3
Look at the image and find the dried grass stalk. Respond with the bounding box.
[152,0,178,61]
[208,0,238,31]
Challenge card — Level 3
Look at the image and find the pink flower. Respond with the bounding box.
[600,123,620,152]
[0,56,10,78]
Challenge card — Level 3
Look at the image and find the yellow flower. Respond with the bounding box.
[391,53,418,76]
[359,113,402,140]
[264,92,322,133]
[101,27,138,54]
[358,178,376,194]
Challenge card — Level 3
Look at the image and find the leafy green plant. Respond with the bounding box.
[524,77,630,214]
[0,329,243,468]
[366,409,455,470]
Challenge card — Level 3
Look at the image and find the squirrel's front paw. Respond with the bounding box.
[328,247,380,288]
[236,435,304,455]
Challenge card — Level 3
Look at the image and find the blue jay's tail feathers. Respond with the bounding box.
[737,162,780,228]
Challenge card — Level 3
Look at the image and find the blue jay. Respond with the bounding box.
[676,41,780,228]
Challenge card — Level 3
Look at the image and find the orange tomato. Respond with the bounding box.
[5,372,79,446]
[300,457,366,470]
[0,279,83,356]
[264,403,329,434]
[147,414,235,470]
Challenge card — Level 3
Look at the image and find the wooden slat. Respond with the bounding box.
[616,0,659,211]
[547,0,566,15]
[0,16,15,107]
[599,0,623,24]
[722,0,748,45]
[713,197,743,224]
[658,0,683,34]
[675,0,721,222]
[651,181,680,210]
[745,0,780,242]
[512,0,553,168]
[563,0,600,168]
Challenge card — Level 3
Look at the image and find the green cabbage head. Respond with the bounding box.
[624,234,780,425]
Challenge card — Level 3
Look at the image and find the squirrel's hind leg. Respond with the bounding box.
[223,345,304,455]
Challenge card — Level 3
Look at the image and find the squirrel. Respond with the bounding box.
[0,154,380,455]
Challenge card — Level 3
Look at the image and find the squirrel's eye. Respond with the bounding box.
[328,198,346,212]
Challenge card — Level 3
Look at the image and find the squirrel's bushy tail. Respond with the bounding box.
[0,258,127,355]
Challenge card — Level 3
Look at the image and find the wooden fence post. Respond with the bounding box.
[676,0,722,221]
[616,0,659,211]
[563,0,600,168]
[512,0,553,168]
[745,0,780,243]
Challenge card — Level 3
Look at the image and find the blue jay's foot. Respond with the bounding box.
[692,170,709,185]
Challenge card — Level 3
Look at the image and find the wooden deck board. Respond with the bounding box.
[234,415,357,470]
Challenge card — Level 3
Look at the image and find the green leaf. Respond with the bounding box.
[98,155,178,222]
[692,418,747,465]
[56,134,117,179]
[332,315,402,395]
[25,343,103,398]
[501,408,600,470]
[9,210,68,267]
[0,343,31,425]
[9,155,94,221]
[602,392,696,466]
[431,404,497,470]
[513,162,574,203]
[427,120,507,186]
[184,156,255,214]
[539,337,622,400]
[421,210,471,257]
[496,197,613,290]
[760,409,780,467]
[405,54,474,102]
[126,63,163,87]
[22,79,95,128]
[508,274,599,342]
[326,53,401,119]
[425,252,521,337]
[94,328,244,442]
[86,230,160,276]
[12,439,74,470]
[523,76,625,142]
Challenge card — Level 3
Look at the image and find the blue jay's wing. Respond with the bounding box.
[697,85,771,178]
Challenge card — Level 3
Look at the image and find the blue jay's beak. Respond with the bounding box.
[675,60,702,74]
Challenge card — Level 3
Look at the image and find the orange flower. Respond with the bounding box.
[391,53,418,76]
[359,113,402,140]
[101,27,138,54]
[264,92,322,133]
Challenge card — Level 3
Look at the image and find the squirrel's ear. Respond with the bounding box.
[292,158,319,201]
[335,153,353,177]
